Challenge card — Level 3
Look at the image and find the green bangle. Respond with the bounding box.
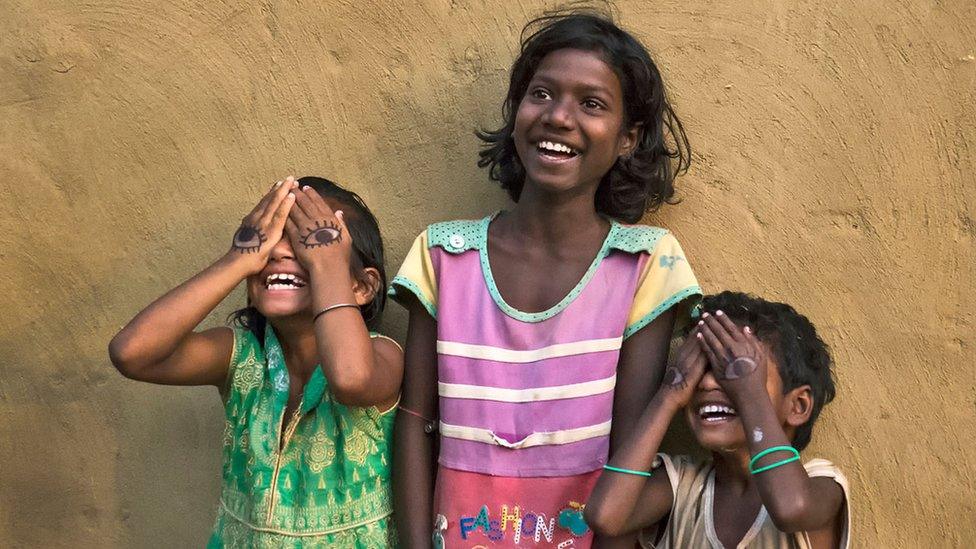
[751,455,801,475]
[603,464,653,477]
[749,445,799,470]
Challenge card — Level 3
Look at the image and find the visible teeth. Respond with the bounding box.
[699,404,737,416]
[265,273,306,287]
[538,140,576,154]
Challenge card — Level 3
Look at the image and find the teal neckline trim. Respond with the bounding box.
[479,213,620,323]
[622,284,703,339]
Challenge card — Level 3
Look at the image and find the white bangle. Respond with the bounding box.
[312,303,358,323]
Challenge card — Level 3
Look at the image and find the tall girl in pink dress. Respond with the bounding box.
[391,12,701,548]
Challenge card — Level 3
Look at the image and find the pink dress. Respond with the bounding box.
[391,214,700,548]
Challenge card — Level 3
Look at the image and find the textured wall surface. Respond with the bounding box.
[1,0,973,546]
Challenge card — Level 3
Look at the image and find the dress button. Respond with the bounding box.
[449,234,465,249]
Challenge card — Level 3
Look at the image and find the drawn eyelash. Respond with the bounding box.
[300,219,343,249]
[232,225,266,254]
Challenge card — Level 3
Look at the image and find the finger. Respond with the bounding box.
[267,191,295,235]
[714,310,745,341]
[703,313,739,354]
[698,319,730,365]
[258,178,296,226]
[291,185,317,219]
[284,217,302,245]
[695,325,722,371]
[287,192,312,226]
[301,185,336,218]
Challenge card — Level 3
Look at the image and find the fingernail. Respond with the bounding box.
[287,192,295,199]
[716,310,724,316]
[744,326,752,333]
[698,320,704,326]
[336,210,344,220]
[696,333,704,339]
[286,175,294,181]
[274,181,282,188]
[702,312,710,318]
[303,185,312,191]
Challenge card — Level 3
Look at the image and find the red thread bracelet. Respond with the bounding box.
[397,405,437,433]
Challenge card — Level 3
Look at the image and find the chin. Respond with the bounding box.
[687,412,747,452]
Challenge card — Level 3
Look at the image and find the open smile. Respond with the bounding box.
[697,403,738,424]
[535,140,580,162]
[264,272,307,291]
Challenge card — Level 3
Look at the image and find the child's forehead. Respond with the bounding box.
[530,49,621,92]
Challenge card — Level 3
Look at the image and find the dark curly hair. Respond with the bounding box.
[229,176,388,343]
[477,9,691,223]
[700,292,836,451]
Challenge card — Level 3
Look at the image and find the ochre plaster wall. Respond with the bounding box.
[1,1,973,546]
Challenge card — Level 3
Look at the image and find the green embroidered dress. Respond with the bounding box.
[208,325,397,548]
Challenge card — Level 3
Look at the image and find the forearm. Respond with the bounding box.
[109,252,248,371]
[393,417,436,548]
[307,263,386,405]
[586,392,679,536]
[734,388,822,530]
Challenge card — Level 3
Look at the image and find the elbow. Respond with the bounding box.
[329,373,378,407]
[766,495,813,533]
[108,334,147,380]
[583,505,627,538]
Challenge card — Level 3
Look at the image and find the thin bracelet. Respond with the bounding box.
[397,405,437,434]
[749,445,799,470]
[751,455,801,475]
[312,303,359,323]
[603,464,653,477]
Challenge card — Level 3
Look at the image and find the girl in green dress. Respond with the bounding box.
[110,176,403,547]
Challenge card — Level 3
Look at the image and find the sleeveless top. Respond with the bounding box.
[208,325,398,548]
[641,455,851,549]
[390,215,700,548]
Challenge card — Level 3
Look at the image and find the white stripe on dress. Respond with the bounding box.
[438,375,617,402]
[438,420,612,449]
[436,337,623,363]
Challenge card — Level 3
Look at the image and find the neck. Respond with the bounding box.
[507,182,607,244]
[268,316,319,382]
[711,447,756,495]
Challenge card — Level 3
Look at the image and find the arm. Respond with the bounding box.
[698,313,845,534]
[108,179,296,386]
[393,299,439,548]
[285,186,403,408]
[586,326,707,537]
[593,308,675,547]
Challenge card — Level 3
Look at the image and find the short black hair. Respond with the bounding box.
[700,292,836,451]
[230,176,388,341]
[477,9,691,223]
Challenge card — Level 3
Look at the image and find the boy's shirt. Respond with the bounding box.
[640,454,851,549]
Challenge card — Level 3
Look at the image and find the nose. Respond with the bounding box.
[269,236,295,262]
[542,97,575,130]
[696,367,722,391]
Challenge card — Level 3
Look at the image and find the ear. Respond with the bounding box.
[352,267,382,307]
[617,123,642,158]
[783,384,814,429]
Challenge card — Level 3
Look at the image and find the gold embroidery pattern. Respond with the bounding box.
[307,424,337,473]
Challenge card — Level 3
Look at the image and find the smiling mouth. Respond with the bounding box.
[536,140,580,160]
[265,273,307,290]
[698,404,738,423]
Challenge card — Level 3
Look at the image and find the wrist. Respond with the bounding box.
[652,390,686,415]
[217,251,258,278]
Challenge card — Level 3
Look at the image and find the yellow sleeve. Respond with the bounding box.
[388,230,438,318]
[624,232,701,338]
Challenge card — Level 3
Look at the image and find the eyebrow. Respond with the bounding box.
[530,74,618,99]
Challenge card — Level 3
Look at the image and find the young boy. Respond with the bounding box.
[584,292,850,548]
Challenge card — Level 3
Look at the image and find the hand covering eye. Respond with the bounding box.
[300,220,343,248]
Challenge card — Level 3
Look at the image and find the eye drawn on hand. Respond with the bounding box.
[723,357,758,380]
[232,224,266,254]
[663,364,687,390]
[300,219,343,249]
